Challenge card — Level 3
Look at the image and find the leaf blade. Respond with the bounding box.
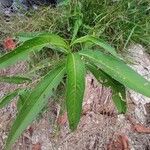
[86,64,127,113]
[0,91,18,109]
[80,50,150,98]
[16,32,46,43]
[72,35,118,58]
[0,76,31,84]
[112,86,127,114]
[17,89,31,112]
[71,2,83,42]
[66,53,86,131]
[5,64,65,149]
[0,33,70,69]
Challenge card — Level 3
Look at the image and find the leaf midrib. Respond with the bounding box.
[7,67,65,147]
[80,52,138,89]
[19,67,65,123]
[71,53,77,122]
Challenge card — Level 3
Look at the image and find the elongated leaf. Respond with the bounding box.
[66,53,86,131]
[71,2,83,42]
[80,50,150,98]
[5,65,65,149]
[0,91,18,108]
[0,76,31,84]
[0,33,70,69]
[72,18,82,42]
[112,86,126,114]
[16,32,46,43]
[72,35,118,58]
[17,89,31,112]
[87,64,127,113]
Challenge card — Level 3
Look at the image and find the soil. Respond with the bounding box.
[0,45,150,150]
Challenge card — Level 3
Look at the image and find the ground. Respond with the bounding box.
[0,45,150,150]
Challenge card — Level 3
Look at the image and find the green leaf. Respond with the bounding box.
[0,76,31,84]
[5,64,65,149]
[71,2,83,42]
[87,64,127,113]
[17,89,31,112]
[16,32,46,43]
[72,35,119,58]
[0,33,70,69]
[112,85,127,114]
[66,53,86,131]
[80,50,150,98]
[0,91,18,108]
[72,18,82,42]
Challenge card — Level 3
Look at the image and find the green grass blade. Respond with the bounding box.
[66,53,86,131]
[5,64,65,149]
[0,76,31,84]
[72,35,119,58]
[87,64,127,113]
[123,26,137,50]
[0,91,18,108]
[0,33,70,69]
[80,50,150,98]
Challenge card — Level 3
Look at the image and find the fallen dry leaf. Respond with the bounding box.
[107,134,129,150]
[57,112,67,125]
[120,135,129,150]
[32,142,41,150]
[133,124,150,133]
[127,115,150,134]
[3,37,16,50]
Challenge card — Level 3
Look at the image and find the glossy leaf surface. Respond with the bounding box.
[5,65,65,149]
[0,33,70,69]
[87,64,127,113]
[72,35,118,58]
[80,50,150,98]
[66,53,86,130]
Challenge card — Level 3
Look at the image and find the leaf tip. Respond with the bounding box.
[69,123,78,132]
